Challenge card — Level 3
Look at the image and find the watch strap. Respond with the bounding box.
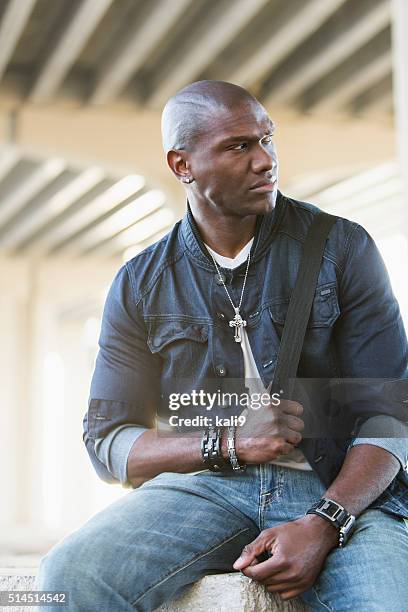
[306,498,356,547]
[307,498,348,529]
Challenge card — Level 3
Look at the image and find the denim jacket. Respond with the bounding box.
[83,192,408,519]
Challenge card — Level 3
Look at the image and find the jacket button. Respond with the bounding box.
[217,312,225,320]
[216,364,227,376]
[216,273,226,285]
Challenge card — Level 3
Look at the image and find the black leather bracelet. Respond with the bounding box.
[201,426,231,472]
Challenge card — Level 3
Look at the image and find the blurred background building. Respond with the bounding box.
[0,0,407,558]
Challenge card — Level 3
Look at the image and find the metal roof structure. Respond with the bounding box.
[0,142,401,257]
[0,0,397,257]
[0,144,173,257]
[0,0,393,113]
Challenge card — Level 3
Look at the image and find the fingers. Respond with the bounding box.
[233,539,266,571]
[284,429,302,446]
[266,581,294,591]
[281,407,304,446]
[271,429,302,449]
[264,572,298,586]
[281,400,303,417]
[285,414,305,432]
[276,439,297,455]
[241,557,285,582]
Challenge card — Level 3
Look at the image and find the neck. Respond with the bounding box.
[189,204,257,259]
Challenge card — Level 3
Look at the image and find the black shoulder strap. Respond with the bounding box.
[272,212,337,397]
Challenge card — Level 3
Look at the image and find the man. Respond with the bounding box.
[36,81,408,611]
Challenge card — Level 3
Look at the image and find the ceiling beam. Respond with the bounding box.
[84,208,175,256]
[0,158,65,230]
[0,145,20,182]
[264,0,390,106]
[90,0,193,105]
[55,189,166,254]
[354,196,404,239]
[298,25,391,112]
[369,91,394,115]
[310,161,397,207]
[29,0,114,103]
[283,166,361,202]
[306,51,392,113]
[321,176,403,215]
[29,174,145,252]
[0,0,37,82]
[228,0,347,89]
[0,166,104,250]
[349,74,393,115]
[146,0,269,108]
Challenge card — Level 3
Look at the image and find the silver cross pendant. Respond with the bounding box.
[229,308,247,343]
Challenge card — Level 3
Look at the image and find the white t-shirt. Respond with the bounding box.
[205,239,313,471]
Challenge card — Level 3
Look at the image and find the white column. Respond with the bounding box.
[392,0,408,237]
[0,258,31,537]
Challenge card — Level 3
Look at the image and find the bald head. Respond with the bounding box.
[161,80,260,153]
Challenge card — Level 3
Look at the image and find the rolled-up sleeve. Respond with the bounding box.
[83,263,160,484]
[348,415,408,471]
[94,425,149,487]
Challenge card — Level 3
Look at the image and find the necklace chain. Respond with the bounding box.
[209,250,251,314]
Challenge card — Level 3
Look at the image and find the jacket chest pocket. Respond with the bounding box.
[269,283,340,330]
[147,318,210,377]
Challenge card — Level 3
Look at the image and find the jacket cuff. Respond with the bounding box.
[94,425,149,487]
[348,415,408,471]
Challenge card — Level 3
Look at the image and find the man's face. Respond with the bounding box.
[186,100,278,217]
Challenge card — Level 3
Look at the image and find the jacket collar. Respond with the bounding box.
[180,191,286,270]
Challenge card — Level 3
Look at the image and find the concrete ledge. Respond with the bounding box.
[0,562,37,612]
[157,573,309,612]
[0,559,37,590]
[0,563,308,611]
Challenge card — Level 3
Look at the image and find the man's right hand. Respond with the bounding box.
[234,399,305,464]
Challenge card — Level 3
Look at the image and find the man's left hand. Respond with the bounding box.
[233,515,339,601]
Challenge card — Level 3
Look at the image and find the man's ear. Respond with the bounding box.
[167,150,191,184]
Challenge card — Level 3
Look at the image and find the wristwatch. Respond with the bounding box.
[306,497,356,547]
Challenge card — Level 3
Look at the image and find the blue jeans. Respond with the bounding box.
[35,465,408,611]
